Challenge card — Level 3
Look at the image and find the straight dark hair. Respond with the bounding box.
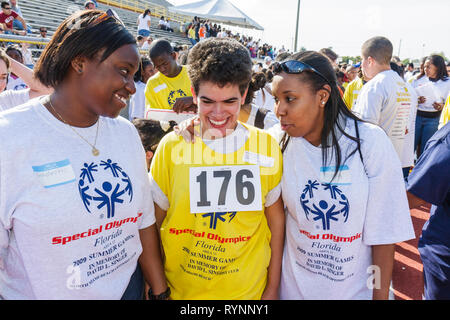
[35,10,136,88]
[277,51,364,181]
[427,54,449,82]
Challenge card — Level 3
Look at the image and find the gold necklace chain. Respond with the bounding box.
[48,97,100,156]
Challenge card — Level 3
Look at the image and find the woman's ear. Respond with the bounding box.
[71,56,86,74]
[318,84,331,107]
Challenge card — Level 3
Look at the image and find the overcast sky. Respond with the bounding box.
[169,0,449,61]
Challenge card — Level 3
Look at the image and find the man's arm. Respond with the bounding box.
[407,191,428,210]
[261,196,285,300]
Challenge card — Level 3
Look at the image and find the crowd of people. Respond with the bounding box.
[0,2,449,301]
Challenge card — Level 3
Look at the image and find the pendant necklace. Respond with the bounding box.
[48,97,100,156]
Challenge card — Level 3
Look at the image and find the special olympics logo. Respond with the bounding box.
[200,212,237,230]
[299,180,349,231]
[167,89,187,107]
[78,159,133,219]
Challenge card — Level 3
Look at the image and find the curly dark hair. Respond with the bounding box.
[187,37,252,95]
[244,72,267,105]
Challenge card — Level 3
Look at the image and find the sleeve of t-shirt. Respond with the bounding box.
[149,133,173,211]
[360,124,415,245]
[353,83,385,125]
[0,89,30,112]
[407,131,450,206]
[11,11,18,19]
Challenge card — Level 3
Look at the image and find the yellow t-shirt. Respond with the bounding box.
[439,92,450,129]
[150,123,282,299]
[144,65,192,110]
[343,77,364,110]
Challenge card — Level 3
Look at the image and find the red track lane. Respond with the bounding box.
[392,204,431,300]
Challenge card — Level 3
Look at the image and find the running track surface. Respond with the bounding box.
[392,204,430,300]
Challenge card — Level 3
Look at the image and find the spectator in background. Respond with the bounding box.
[129,57,156,120]
[414,55,450,158]
[84,1,95,10]
[319,47,338,68]
[0,48,52,111]
[0,1,27,35]
[447,61,450,76]
[136,35,145,49]
[5,44,27,90]
[9,0,30,33]
[344,64,359,88]
[19,42,33,67]
[164,18,173,33]
[34,26,49,50]
[353,36,414,177]
[137,9,151,37]
[404,62,415,82]
[141,36,153,51]
[144,39,193,112]
[158,16,166,30]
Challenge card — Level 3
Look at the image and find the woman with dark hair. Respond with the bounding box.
[137,9,151,37]
[129,57,156,119]
[0,10,168,300]
[414,54,450,157]
[271,51,414,300]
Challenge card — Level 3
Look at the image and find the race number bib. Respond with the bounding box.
[189,165,262,213]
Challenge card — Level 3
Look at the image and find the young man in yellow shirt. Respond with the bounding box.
[144,39,195,113]
[149,38,285,300]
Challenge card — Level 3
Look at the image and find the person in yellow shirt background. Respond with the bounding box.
[343,65,372,110]
[149,37,285,300]
[144,39,195,113]
[439,92,450,129]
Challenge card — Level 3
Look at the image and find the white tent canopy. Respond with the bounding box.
[168,0,264,31]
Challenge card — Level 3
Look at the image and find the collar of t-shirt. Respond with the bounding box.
[202,122,249,154]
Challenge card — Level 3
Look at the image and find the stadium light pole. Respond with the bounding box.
[294,0,301,52]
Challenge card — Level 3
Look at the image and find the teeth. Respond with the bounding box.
[115,94,127,103]
[209,118,227,125]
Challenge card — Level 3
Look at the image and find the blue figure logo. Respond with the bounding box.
[78,159,133,219]
[299,181,350,230]
[201,211,237,230]
[167,89,187,107]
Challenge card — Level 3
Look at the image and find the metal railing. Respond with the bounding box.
[0,33,49,46]
[97,0,191,24]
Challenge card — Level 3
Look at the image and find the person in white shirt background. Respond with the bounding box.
[353,36,414,179]
[271,51,414,300]
[136,9,151,38]
[129,56,156,120]
[0,48,52,111]
[414,54,450,158]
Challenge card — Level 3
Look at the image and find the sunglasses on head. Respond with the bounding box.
[273,60,331,85]
[91,9,124,27]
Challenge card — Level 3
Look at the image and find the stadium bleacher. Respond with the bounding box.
[16,0,191,55]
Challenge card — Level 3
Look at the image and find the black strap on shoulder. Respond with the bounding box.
[254,108,269,129]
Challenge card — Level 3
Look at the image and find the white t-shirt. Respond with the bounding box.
[400,82,418,168]
[253,85,275,113]
[0,98,155,299]
[353,70,413,164]
[279,119,415,300]
[244,104,279,130]
[128,81,146,120]
[0,88,30,111]
[415,77,450,112]
[137,14,151,31]
[6,75,27,91]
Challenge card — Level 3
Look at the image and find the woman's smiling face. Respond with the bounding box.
[81,44,140,118]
